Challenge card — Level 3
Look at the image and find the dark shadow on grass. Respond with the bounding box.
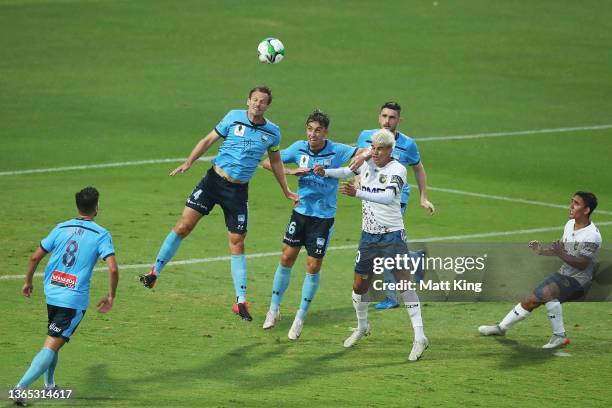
[493,337,555,369]
[77,341,407,401]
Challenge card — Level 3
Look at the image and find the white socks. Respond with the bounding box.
[351,291,369,330]
[545,300,566,336]
[499,303,531,331]
[400,290,426,342]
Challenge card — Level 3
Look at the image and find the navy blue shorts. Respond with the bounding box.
[47,304,86,341]
[283,210,334,259]
[185,167,249,234]
[533,272,585,303]
[354,230,409,274]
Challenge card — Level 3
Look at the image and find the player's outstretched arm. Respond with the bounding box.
[268,150,299,205]
[23,247,47,297]
[316,165,356,179]
[349,148,371,172]
[98,255,119,313]
[261,158,309,176]
[170,131,221,176]
[412,162,436,215]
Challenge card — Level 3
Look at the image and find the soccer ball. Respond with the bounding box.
[257,38,285,64]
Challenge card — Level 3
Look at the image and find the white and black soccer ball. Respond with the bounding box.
[257,37,285,64]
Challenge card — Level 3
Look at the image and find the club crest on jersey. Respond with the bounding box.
[299,155,309,167]
[379,174,387,183]
[323,159,332,167]
[316,237,326,248]
[261,134,269,143]
[234,124,245,137]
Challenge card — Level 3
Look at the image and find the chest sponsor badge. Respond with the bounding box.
[51,270,77,289]
[379,174,387,183]
[234,124,246,137]
[299,155,309,167]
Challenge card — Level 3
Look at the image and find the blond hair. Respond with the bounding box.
[371,129,396,149]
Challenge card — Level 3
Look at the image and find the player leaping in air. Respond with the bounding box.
[139,86,298,322]
[314,129,428,361]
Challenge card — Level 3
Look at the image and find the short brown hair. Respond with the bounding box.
[249,86,272,105]
[306,109,330,128]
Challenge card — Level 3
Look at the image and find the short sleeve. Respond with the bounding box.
[356,131,371,148]
[98,232,115,260]
[578,233,601,259]
[268,130,281,152]
[404,140,421,166]
[339,143,358,163]
[280,141,301,164]
[387,164,407,195]
[40,226,59,253]
[214,111,234,138]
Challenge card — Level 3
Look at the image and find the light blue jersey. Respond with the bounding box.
[356,129,420,205]
[40,219,115,310]
[214,110,281,182]
[281,140,356,219]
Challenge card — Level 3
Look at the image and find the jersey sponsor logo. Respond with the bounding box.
[299,155,309,167]
[361,186,385,193]
[51,270,77,289]
[234,124,245,137]
[379,174,387,184]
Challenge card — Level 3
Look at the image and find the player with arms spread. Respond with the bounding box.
[139,86,298,322]
[11,187,119,406]
[479,192,602,349]
[260,110,356,340]
[315,129,429,361]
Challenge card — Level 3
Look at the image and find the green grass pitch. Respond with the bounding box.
[1,1,612,407]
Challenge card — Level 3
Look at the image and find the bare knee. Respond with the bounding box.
[174,221,194,237]
[228,233,246,254]
[306,257,322,274]
[353,275,370,294]
[521,295,542,312]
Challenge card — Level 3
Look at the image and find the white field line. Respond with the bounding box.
[2,221,611,280]
[2,124,611,177]
[0,156,215,177]
[416,185,612,216]
[415,124,612,142]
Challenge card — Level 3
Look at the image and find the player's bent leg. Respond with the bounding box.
[141,207,203,288]
[15,336,65,391]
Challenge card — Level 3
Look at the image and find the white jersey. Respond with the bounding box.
[558,219,602,287]
[356,158,406,234]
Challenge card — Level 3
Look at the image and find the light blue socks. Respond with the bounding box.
[296,272,320,320]
[18,348,57,388]
[153,230,183,276]
[231,255,248,303]
[270,264,292,311]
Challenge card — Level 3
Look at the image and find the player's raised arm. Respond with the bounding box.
[170,131,222,176]
[22,247,47,297]
[268,150,299,205]
[98,255,119,313]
